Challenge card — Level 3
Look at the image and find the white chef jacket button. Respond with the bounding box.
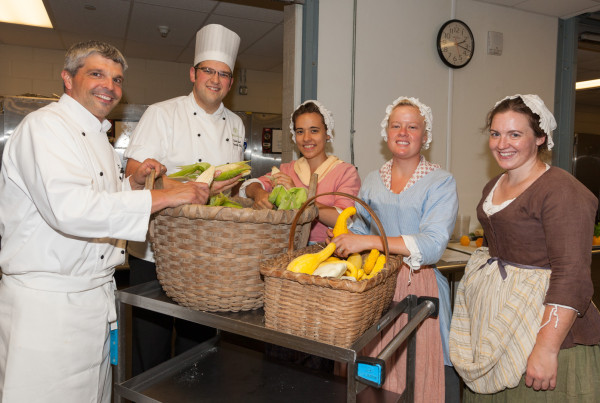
[193,112,197,116]
[81,132,86,136]
[197,133,201,137]
[121,250,125,254]
[100,255,104,259]
[99,172,103,176]
[226,138,229,141]
[222,117,225,120]
[198,158,202,162]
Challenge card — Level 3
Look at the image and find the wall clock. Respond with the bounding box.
[437,19,474,69]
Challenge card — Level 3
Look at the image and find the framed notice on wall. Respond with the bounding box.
[272,129,283,153]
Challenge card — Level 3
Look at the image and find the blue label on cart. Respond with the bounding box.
[357,362,382,385]
[110,324,118,366]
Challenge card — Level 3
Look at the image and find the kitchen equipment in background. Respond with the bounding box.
[108,103,149,167]
[0,95,148,170]
[573,132,600,221]
[235,111,282,178]
[0,95,59,169]
[452,214,471,242]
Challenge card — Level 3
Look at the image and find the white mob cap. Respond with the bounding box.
[380,96,433,150]
[289,100,335,144]
[494,94,556,150]
[194,24,240,72]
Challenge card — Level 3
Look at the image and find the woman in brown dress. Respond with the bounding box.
[450,94,600,401]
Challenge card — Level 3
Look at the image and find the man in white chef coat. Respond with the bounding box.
[123,24,245,375]
[0,40,210,402]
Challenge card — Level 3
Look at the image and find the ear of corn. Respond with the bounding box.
[277,192,293,210]
[195,165,215,185]
[168,162,211,179]
[214,161,251,181]
[332,206,357,238]
[287,243,336,274]
[363,249,380,274]
[209,193,227,206]
[208,192,243,209]
[267,186,307,210]
[289,187,308,209]
[268,185,286,204]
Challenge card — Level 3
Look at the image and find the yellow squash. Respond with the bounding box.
[366,255,386,279]
[332,206,356,238]
[287,243,336,274]
[347,253,363,271]
[363,249,380,274]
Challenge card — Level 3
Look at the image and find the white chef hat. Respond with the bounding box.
[493,94,556,150]
[380,96,433,150]
[289,100,335,143]
[194,24,240,72]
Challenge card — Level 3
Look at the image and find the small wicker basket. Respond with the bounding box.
[260,193,401,348]
[147,174,318,312]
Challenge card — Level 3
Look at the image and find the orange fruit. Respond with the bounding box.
[460,235,470,246]
[593,236,600,246]
[476,237,483,248]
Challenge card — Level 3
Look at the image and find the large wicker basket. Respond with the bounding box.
[260,193,401,348]
[148,174,318,312]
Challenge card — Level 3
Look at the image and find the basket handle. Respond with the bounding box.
[145,168,156,190]
[287,192,392,268]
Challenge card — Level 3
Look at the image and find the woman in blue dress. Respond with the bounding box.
[331,96,459,402]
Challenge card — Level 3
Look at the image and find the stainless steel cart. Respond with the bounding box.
[114,281,436,403]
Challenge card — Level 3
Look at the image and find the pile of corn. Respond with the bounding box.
[286,207,386,281]
[168,161,251,183]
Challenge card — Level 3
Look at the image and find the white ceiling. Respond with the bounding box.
[0,0,286,73]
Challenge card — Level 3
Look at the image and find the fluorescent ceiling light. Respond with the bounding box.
[576,79,600,90]
[0,0,53,28]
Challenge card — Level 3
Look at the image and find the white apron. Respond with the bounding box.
[0,275,117,403]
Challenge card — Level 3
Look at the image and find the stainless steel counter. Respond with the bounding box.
[114,281,416,403]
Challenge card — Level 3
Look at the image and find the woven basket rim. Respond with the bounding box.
[158,196,318,225]
[260,244,402,293]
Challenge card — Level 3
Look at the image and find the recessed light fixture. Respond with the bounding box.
[0,0,53,28]
[576,79,600,90]
[84,5,97,11]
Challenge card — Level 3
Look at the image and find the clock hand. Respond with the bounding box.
[456,43,471,53]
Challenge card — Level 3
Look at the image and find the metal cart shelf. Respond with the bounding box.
[114,280,435,403]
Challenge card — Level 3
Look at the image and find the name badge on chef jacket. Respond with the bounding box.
[110,321,118,365]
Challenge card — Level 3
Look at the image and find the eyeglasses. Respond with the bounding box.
[195,66,233,80]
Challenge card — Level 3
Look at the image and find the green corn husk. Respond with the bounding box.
[289,187,308,210]
[275,187,288,206]
[268,185,286,204]
[209,193,227,206]
[168,162,211,179]
[222,200,243,209]
[214,162,252,181]
[208,193,243,209]
[277,192,293,210]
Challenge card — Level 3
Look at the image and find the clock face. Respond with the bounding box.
[437,19,474,68]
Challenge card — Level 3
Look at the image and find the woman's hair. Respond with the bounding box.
[292,102,327,131]
[63,40,128,77]
[485,96,548,153]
